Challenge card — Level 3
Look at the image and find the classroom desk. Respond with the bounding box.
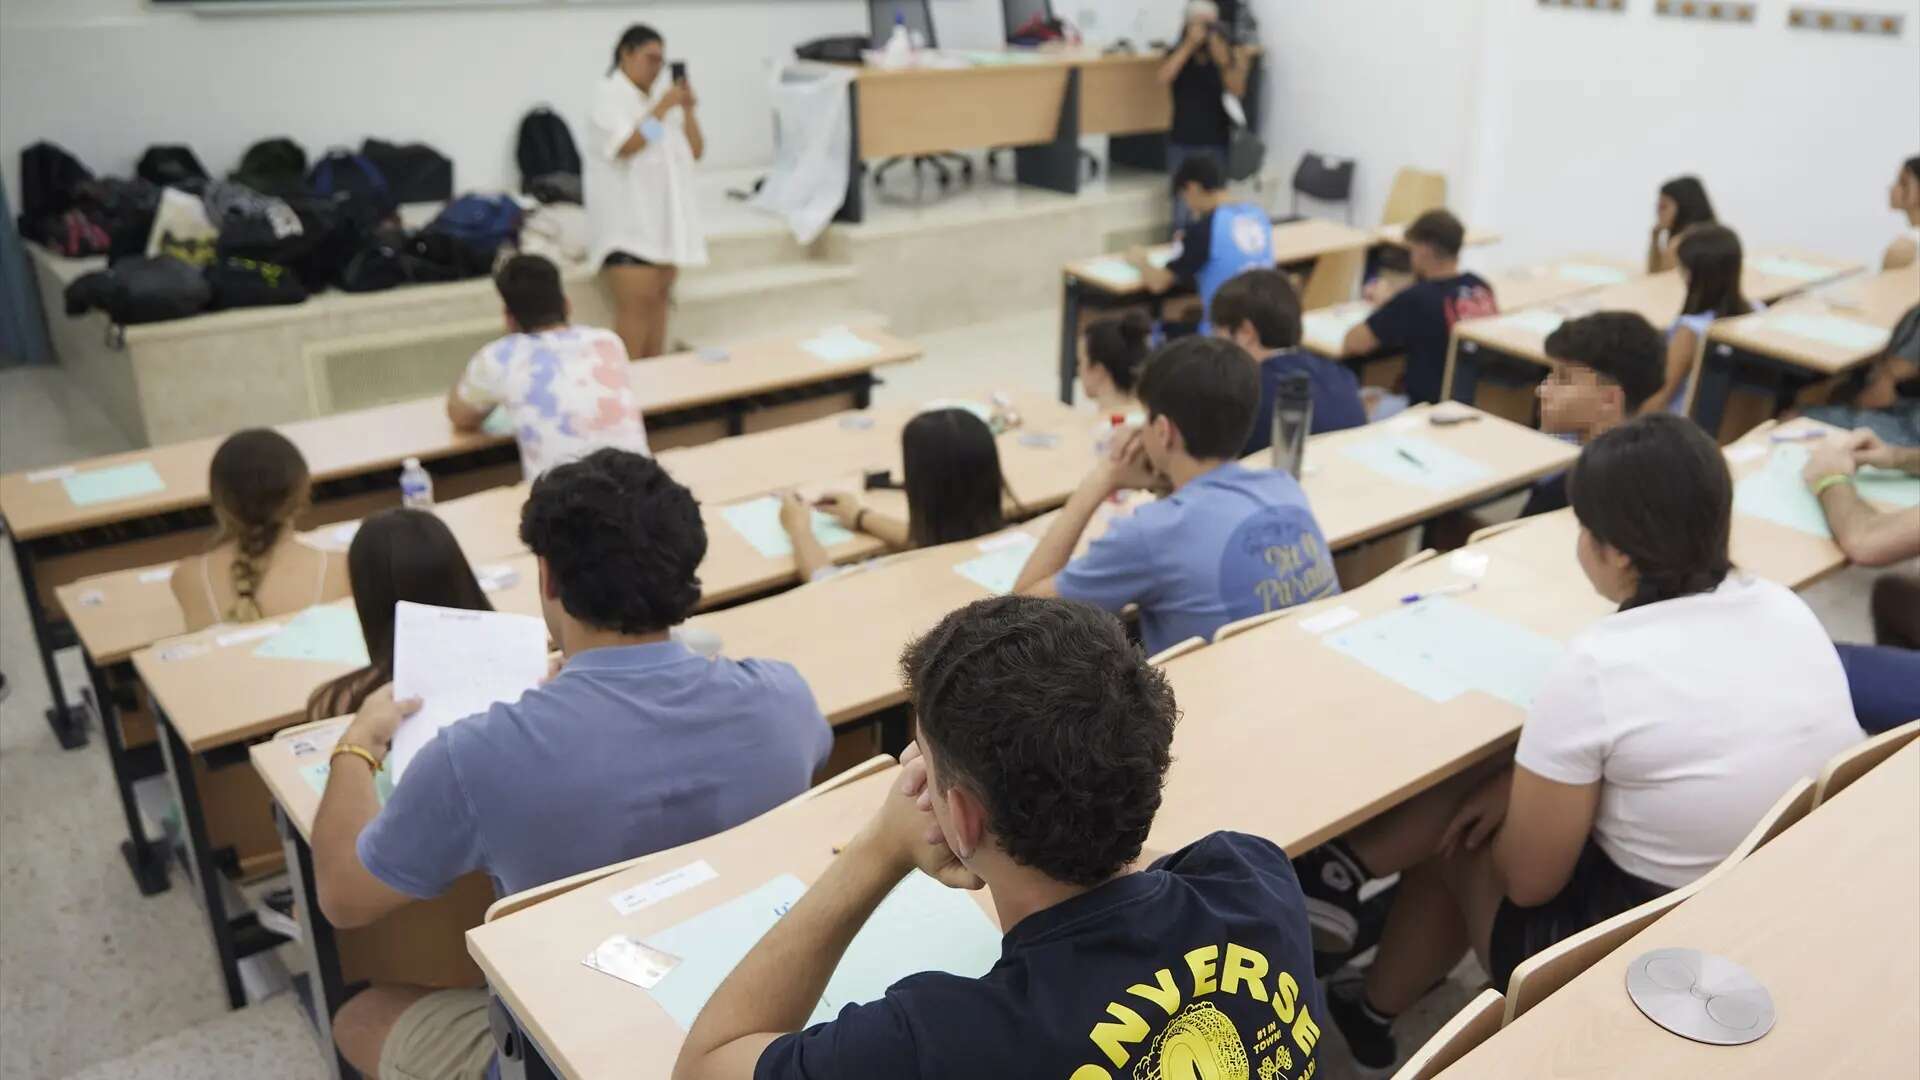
[0,325,920,752]
[1444,252,1862,409]
[1440,739,1920,1078]
[1695,263,1920,435]
[1056,218,1380,403]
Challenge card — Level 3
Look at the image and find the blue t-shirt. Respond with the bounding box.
[1364,273,1499,404]
[1168,202,1274,336]
[1055,461,1340,655]
[755,831,1328,1080]
[1243,349,1369,457]
[358,641,831,899]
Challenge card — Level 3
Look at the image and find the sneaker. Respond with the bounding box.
[1326,973,1399,1076]
[1315,881,1396,977]
[1294,841,1368,953]
[255,886,302,942]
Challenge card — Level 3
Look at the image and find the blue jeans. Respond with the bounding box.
[1167,142,1229,238]
[1834,643,1920,734]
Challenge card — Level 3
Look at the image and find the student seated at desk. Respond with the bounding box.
[1884,155,1920,271]
[1079,311,1151,422]
[1131,154,1273,336]
[172,428,347,631]
[313,449,830,1080]
[1647,223,1754,416]
[1802,429,1920,734]
[1803,302,1920,447]
[1340,210,1497,405]
[306,508,493,722]
[1647,175,1716,274]
[1520,311,1667,516]
[1295,415,1859,1072]
[445,253,651,479]
[777,408,1010,582]
[1211,268,1366,456]
[673,596,1327,1080]
[1013,337,1339,656]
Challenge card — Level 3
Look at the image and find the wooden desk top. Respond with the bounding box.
[1708,264,1920,375]
[1455,251,1863,366]
[1064,218,1378,296]
[1442,739,1920,1079]
[1375,222,1504,250]
[250,717,353,845]
[0,327,919,542]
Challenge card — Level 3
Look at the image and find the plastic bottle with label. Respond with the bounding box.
[399,457,434,509]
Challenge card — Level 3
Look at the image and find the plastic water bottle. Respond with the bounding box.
[1270,374,1314,479]
[399,457,434,509]
[885,11,914,64]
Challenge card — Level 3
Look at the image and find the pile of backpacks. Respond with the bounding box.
[21,110,586,327]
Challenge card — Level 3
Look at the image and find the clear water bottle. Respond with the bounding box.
[1270,374,1314,479]
[885,11,914,63]
[399,457,434,509]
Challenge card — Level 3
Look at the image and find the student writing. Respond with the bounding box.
[1340,209,1497,405]
[1211,268,1366,456]
[1132,155,1273,336]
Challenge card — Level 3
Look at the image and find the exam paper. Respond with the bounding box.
[953,533,1039,595]
[1499,310,1567,338]
[387,601,548,782]
[1081,256,1143,289]
[1750,255,1833,282]
[1735,444,1920,538]
[1339,434,1494,491]
[721,495,856,559]
[1554,263,1630,286]
[1765,313,1891,353]
[253,606,371,667]
[800,326,881,364]
[62,462,166,507]
[1323,598,1564,709]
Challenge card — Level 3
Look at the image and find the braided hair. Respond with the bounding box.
[207,429,311,623]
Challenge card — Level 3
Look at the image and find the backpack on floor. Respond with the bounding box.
[39,210,112,258]
[516,108,582,197]
[64,255,212,324]
[230,138,309,199]
[420,194,523,267]
[17,142,94,242]
[136,145,208,188]
[308,149,395,229]
[75,177,162,261]
[205,256,309,310]
[361,139,454,204]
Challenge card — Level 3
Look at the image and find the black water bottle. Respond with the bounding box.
[1270,373,1313,479]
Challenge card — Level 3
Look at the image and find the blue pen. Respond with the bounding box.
[1396,447,1429,470]
[1401,582,1477,605]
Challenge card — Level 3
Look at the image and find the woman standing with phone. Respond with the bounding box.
[587,24,707,359]
[1157,0,1258,235]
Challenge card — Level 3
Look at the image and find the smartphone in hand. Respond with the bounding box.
[670,60,688,83]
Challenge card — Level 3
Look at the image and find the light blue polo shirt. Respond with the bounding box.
[1055,461,1340,656]
[358,640,831,899]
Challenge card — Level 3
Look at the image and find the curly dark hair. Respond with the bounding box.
[900,596,1179,886]
[518,448,706,633]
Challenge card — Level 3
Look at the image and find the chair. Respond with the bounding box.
[1380,167,1448,227]
[1147,636,1208,664]
[1708,777,1815,880]
[1815,717,1920,805]
[1465,517,1530,546]
[986,0,1101,182]
[869,0,976,192]
[1291,152,1356,223]
[1378,547,1440,579]
[1391,988,1504,1080]
[1211,608,1298,644]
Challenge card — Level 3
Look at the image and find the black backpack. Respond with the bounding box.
[17,142,93,236]
[136,145,208,187]
[230,138,309,199]
[308,149,396,229]
[76,177,162,261]
[205,257,309,311]
[64,255,212,325]
[361,139,454,204]
[516,108,582,195]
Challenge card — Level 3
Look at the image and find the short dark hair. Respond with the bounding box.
[1136,336,1261,460]
[1404,209,1465,259]
[1677,223,1752,319]
[610,23,663,73]
[1905,156,1920,185]
[1083,311,1153,393]
[902,408,1007,548]
[495,254,567,331]
[1543,312,1667,413]
[518,448,705,633]
[1172,152,1225,193]
[1659,175,1717,234]
[1209,269,1302,350]
[1569,414,1731,611]
[901,596,1178,886]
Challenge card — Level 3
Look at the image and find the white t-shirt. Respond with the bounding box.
[454,326,650,479]
[584,72,708,268]
[1515,573,1859,888]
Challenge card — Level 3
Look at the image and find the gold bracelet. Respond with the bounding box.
[330,742,383,774]
[1811,473,1853,497]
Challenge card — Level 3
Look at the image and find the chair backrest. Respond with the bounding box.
[1502,878,1704,1024]
[1211,609,1294,644]
[1380,168,1447,227]
[1465,517,1529,546]
[1710,776,1814,879]
[1001,0,1053,38]
[1815,717,1920,805]
[1147,635,1207,664]
[870,0,937,48]
[1292,152,1356,222]
[1392,988,1505,1080]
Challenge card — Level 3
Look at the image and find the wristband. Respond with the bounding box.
[331,742,383,774]
[639,117,666,144]
[1811,473,1853,497]
[853,508,868,533]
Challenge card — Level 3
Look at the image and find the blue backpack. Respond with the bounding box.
[307,150,393,227]
[424,194,523,262]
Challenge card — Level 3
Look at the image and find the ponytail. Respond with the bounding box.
[206,428,312,624]
[1084,311,1154,393]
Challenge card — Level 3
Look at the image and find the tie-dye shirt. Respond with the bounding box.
[455,326,650,478]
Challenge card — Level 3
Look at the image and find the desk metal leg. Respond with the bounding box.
[490,996,563,1080]
[88,657,170,895]
[280,808,352,1080]
[835,82,865,225]
[1059,277,1085,405]
[7,537,88,750]
[1691,342,1738,438]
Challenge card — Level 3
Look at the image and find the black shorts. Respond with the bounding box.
[1488,840,1668,989]
[602,250,657,269]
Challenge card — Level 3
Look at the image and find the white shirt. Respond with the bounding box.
[454,327,650,479]
[584,72,708,268]
[1515,573,1859,888]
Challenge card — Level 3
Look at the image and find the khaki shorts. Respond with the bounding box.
[382,988,495,1080]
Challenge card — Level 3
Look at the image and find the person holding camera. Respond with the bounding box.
[1157,0,1260,235]
[587,23,708,360]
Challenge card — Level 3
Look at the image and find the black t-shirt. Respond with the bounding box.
[1170,50,1230,148]
[1519,470,1569,518]
[754,832,1327,1080]
[1364,273,1499,404]
[1166,209,1215,282]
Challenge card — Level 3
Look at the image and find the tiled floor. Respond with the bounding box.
[0,305,1885,1079]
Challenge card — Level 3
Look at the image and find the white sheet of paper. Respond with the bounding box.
[1554,263,1630,286]
[609,861,720,917]
[1081,256,1143,289]
[1750,255,1833,282]
[1302,304,1372,349]
[799,326,881,364]
[1501,310,1566,337]
[1298,605,1360,635]
[388,601,549,782]
[138,566,175,584]
[1766,313,1891,353]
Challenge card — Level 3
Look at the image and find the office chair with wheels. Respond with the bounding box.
[868,0,975,192]
[988,0,1102,182]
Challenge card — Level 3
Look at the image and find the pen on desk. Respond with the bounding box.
[1401,582,1477,605]
[1768,429,1825,443]
[1396,447,1429,470]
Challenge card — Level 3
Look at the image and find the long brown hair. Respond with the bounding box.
[208,429,311,623]
[307,509,494,721]
[902,409,1010,549]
